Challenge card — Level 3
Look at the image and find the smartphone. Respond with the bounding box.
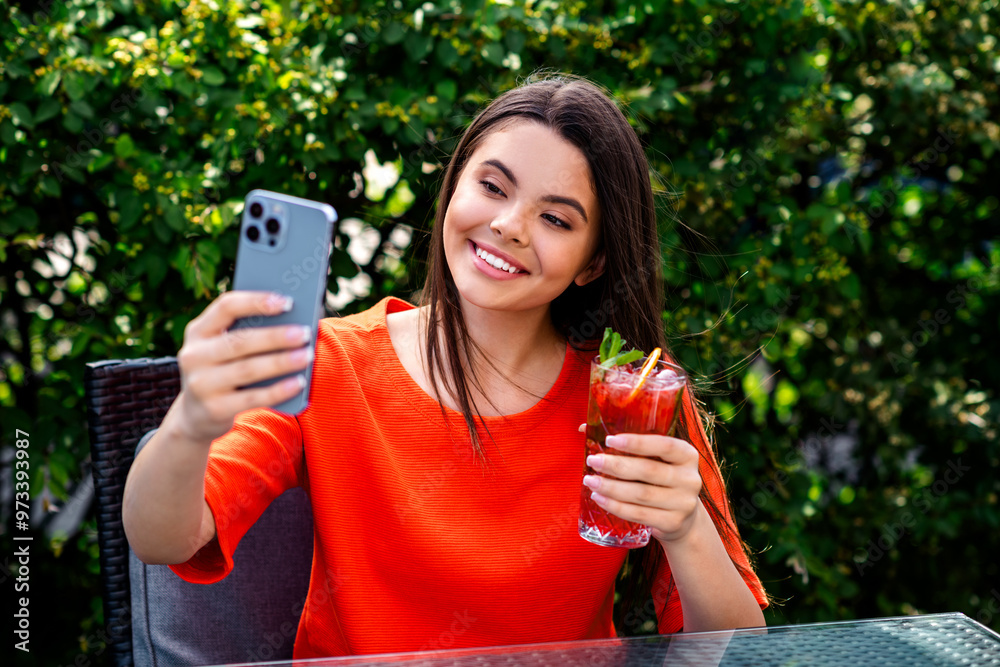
[230,189,338,415]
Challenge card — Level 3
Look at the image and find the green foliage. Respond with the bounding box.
[1,0,997,664]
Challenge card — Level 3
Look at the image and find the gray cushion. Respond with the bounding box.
[129,429,314,666]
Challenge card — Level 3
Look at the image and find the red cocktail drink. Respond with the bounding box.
[579,356,687,548]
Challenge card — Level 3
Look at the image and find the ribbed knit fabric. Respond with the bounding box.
[170,296,767,658]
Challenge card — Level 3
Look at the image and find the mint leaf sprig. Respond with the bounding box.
[598,327,644,369]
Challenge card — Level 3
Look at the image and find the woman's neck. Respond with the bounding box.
[453,296,566,379]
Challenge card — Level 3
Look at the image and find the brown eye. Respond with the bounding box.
[480,180,504,196]
[543,213,570,229]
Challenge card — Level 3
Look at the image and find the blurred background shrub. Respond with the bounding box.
[1,0,997,664]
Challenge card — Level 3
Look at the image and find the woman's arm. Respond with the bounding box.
[123,291,313,564]
[123,410,218,565]
[656,502,765,631]
[583,432,765,631]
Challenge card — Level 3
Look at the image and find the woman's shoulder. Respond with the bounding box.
[313,296,415,367]
[319,296,414,335]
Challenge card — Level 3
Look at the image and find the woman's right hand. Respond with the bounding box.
[167,291,314,444]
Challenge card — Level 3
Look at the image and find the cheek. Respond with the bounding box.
[537,236,592,276]
[444,190,482,237]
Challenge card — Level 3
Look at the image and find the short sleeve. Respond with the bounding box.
[652,376,769,633]
[169,407,303,584]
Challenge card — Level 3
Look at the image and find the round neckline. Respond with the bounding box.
[374,296,584,432]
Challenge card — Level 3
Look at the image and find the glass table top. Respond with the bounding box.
[215,613,1000,667]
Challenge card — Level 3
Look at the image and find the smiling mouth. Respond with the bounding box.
[472,242,528,274]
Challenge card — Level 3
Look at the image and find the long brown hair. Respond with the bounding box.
[419,72,763,633]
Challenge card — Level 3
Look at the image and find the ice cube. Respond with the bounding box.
[648,367,683,388]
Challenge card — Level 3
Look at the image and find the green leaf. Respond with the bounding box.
[64,72,87,101]
[173,73,196,98]
[163,203,186,232]
[435,39,458,68]
[4,209,33,234]
[140,250,168,287]
[63,112,84,133]
[34,98,61,124]
[615,349,644,366]
[40,175,62,197]
[1,120,15,145]
[117,191,142,229]
[87,153,114,173]
[69,99,94,119]
[434,79,457,102]
[838,273,860,300]
[382,21,406,45]
[37,71,62,96]
[481,42,505,67]
[21,153,44,176]
[194,239,221,289]
[115,134,136,159]
[9,207,40,230]
[9,103,34,129]
[404,33,433,60]
[505,31,526,54]
[599,327,613,361]
[201,66,226,86]
[598,328,645,367]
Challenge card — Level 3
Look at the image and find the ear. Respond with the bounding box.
[574,249,606,287]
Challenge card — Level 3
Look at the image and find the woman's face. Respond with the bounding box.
[443,121,604,315]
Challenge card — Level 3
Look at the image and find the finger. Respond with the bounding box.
[186,291,292,339]
[216,323,312,363]
[585,484,698,527]
[604,434,698,464]
[585,462,701,502]
[214,373,307,415]
[587,452,684,488]
[178,322,311,377]
[193,347,314,395]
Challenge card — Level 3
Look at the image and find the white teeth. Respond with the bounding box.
[475,244,521,274]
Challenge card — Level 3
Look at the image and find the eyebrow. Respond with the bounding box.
[480,159,590,224]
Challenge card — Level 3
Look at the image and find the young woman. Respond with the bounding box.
[123,74,767,659]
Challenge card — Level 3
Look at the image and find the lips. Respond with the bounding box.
[471,241,529,274]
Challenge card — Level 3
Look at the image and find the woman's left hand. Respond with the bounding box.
[581,427,703,544]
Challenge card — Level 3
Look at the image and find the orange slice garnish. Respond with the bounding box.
[627,347,662,401]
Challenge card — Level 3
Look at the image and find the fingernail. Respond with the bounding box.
[586,454,604,472]
[583,475,601,490]
[591,491,608,506]
[269,294,293,312]
[290,347,313,364]
[287,325,311,342]
[284,374,305,391]
[605,435,625,450]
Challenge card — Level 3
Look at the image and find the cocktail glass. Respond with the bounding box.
[578,355,687,548]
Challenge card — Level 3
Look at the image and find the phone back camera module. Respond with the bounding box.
[245,199,286,250]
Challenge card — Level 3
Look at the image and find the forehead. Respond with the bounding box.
[470,120,596,196]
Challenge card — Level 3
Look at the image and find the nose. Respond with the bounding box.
[489,205,528,246]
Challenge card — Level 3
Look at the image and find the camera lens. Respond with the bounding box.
[266,218,280,234]
[249,202,263,218]
[246,226,259,241]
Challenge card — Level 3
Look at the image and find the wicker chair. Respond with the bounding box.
[84,357,313,667]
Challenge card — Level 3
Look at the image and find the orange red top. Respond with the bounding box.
[171,296,767,658]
